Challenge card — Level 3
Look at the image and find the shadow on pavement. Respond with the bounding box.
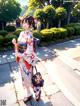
[37,47,58,61]
[0,64,13,86]
[52,39,80,51]
[27,98,53,106]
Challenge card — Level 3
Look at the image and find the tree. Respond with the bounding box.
[51,0,64,7]
[56,7,67,27]
[72,3,80,22]
[28,0,52,9]
[44,5,55,28]
[0,0,21,30]
[63,2,74,24]
[34,9,45,22]
[28,0,45,9]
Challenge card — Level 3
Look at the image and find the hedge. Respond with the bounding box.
[0,35,4,46]
[58,28,68,39]
[33,30,42,40]
[5,25,16,32]
[65,23,80,36]
[0,24,80,50]
[40,29,53,41]
[65,23,80,27]
[0,30,8,36]
[4,34,17,45]
[73,26,80,35]
[50,28,61,39]
[65,27,75,37]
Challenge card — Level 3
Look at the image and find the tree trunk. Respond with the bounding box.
[40,0,45,7]
[47,0,50,5]
[58,20,61,27]
[46,22,49,28]
[2,23,4,30]
[67,12,71,24]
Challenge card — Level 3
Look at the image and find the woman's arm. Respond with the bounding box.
[12,38,18,52]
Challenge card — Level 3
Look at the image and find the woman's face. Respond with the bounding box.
[22,21,30,30]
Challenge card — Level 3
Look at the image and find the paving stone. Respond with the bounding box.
[0,56,7,64]
[0,64,12,84]
[42,74,54,86]
[44,84,60,96]
[0,53,15,64]
[14,78,25,100]
[0,82,17,106]
[37,47,56,61]
[19,101,31,106]
[75,70,80,76]
[41,88,46,98]
[50,92,74,106]
[10,103,19,106]
[7,55,15,63]
[36,62,48,75]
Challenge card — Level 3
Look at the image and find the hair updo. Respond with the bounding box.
[22,16,35,29]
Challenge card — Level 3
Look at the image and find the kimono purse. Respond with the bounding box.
[32,66,44,87]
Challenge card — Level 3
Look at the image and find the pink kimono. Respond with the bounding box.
[13,30,38,98]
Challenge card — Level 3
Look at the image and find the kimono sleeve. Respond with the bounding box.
[17,31,24,42]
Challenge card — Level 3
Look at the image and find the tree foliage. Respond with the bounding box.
[0,0,21,29]
[44,5,55,19]
[44,5,55,28]
[0,0,21,22]
[34,9,45,22]
[28,0,45,9]
[56,7,67,27]
[72,3,80,22]
[56,7,67,20]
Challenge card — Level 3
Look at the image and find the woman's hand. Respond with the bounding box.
[12,38,17,45]
[12,38,19,53]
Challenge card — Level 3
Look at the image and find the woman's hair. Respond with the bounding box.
[22,16,35,28]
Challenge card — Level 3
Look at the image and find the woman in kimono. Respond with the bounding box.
[12,16,38,103]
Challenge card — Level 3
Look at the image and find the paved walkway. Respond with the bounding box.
[1,38,80,106]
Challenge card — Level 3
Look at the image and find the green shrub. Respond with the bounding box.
[50,28,61,39]
[58,28,68,39]
[65,23,80,27]
[4,34,17,44]
[33,30,42,39]
[74,26,80,35]
[65,23,80,36]
[0,30,8,36]
[5,25,16,32]
[13,28,23,36]
[0,35,4,46]
[40,29,53,41]
[65,27,75,37]
[50,28,68,39]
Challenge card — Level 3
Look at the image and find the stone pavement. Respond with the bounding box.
[0,47,74,106]
[2,38,80,106]
[42,38,80,106]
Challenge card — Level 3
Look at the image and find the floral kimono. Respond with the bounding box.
[14,30,38,98]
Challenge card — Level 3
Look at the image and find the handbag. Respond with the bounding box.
[32,66,44,87]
